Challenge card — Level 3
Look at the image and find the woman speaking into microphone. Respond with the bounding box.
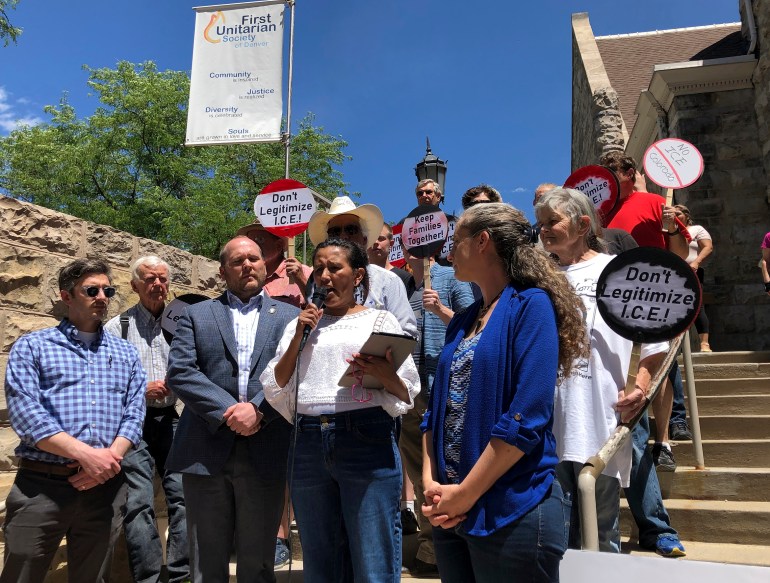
[261,239,419,583]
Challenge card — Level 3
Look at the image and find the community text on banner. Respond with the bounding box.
[186,1,285,145]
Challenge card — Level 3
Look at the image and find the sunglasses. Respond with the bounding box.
[82,285,116,298]
[327,224,361,238]
[417,189,435,195]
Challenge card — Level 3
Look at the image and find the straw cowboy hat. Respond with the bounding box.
[307,196,384,246]
[236,217,271,238]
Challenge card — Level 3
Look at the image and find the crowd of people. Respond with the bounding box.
[3,152,723,583]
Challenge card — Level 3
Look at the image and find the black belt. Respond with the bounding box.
[19,458,79,477]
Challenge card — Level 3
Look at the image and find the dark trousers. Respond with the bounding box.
[183,440,284,583]
[120,407,188,583]
[1,469,126,583]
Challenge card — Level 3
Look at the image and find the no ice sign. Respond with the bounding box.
[643,138,704,189]
[596,248,701,343]
[254,179,317,238]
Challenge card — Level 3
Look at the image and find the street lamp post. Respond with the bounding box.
[414,137,447,196]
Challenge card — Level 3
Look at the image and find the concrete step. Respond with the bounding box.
[651,416,770,440]
[620,499,770,545]
[687,351,770,365]
[681,394,770,415]
[689,362,770,379]
[664,467,770,502]
[669,439,770,468]
[680,378,770,396]
[621,538,770,568]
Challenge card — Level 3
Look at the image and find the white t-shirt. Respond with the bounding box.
[553,253,668,486]
[686,225,711,265]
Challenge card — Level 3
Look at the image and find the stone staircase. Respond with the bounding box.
[622,350,770,565]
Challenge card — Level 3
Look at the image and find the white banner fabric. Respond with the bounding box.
[186,1,285,145]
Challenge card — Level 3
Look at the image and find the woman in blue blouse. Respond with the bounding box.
[421,203,587,582]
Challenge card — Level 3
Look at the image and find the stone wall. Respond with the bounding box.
[571,13,626,170]
[744,0,770,204]
[0,195,224,469]
[668,88,770,350]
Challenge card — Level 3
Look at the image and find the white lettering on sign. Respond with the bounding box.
[599,262,694,328]
[643,138,704,189]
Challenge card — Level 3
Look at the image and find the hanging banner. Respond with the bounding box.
[186,1,285,146]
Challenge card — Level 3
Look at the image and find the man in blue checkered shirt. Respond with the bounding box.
[2,258,146,583]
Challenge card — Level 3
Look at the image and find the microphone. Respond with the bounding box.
[299,287,327,352]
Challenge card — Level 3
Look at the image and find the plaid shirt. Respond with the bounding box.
[5,319,146,463]
[105,302,174,408]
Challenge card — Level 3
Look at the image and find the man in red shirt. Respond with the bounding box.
[601,151,688,259]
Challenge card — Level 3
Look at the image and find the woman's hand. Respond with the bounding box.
[295,303,323,337]
[616,386,648,423]
[422,482,469,529]
[347,348,398,384]
[423,289,443,314]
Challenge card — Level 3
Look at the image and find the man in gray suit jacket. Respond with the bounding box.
[167,236,299,583]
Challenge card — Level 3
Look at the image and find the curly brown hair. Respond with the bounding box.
[459,203,588,378]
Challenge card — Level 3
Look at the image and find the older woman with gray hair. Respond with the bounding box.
[535,188,668,553]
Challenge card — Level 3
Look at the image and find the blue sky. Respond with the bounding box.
[0,1,738,225]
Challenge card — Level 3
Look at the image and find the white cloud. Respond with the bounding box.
[512,187,527,193]
[0,87,43,133]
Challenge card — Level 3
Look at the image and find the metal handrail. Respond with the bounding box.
[578,330,705,550]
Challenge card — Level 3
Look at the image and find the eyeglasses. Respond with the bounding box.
[350,365,372,403]
[82,286,116,298]
[327,224,361,238]
[417,189,435,196]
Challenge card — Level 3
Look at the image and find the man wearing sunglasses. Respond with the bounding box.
[3,258,146,582]
[307,196,417,339]
[415,179,444,207]
[104,256,190,583]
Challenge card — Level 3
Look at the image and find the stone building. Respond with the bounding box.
[571,0,770,351]
[0,195,224,470]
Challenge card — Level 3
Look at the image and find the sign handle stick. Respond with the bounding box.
[288,237,295,259]
[423,257,432,290]
[283,0,296,179]
[623,342,642,397]
[665,187,674,206]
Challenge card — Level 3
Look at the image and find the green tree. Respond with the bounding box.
[0,61,350,258]
[0,0,21,46]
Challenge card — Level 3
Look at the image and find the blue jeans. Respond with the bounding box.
[669,363,687,426]
[556,461,620,553]
[122,407,189,583]
[623,413,679,548]
[290,408,402,583]
[432,479,569,583]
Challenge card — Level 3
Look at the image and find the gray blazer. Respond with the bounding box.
[166,292,299,476]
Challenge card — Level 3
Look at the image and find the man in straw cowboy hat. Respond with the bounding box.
[307,196,417,338]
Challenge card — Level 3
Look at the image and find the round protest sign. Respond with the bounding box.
[643,138,704,189]
[162,293,209,343]
[400,205,449,259]
[254,179,317,238]
[389,223,406,268]
[438,215,457,261]
[563,165,620,217]
[596,248,701,343]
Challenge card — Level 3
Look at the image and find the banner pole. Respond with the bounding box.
[284,0,296,180]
